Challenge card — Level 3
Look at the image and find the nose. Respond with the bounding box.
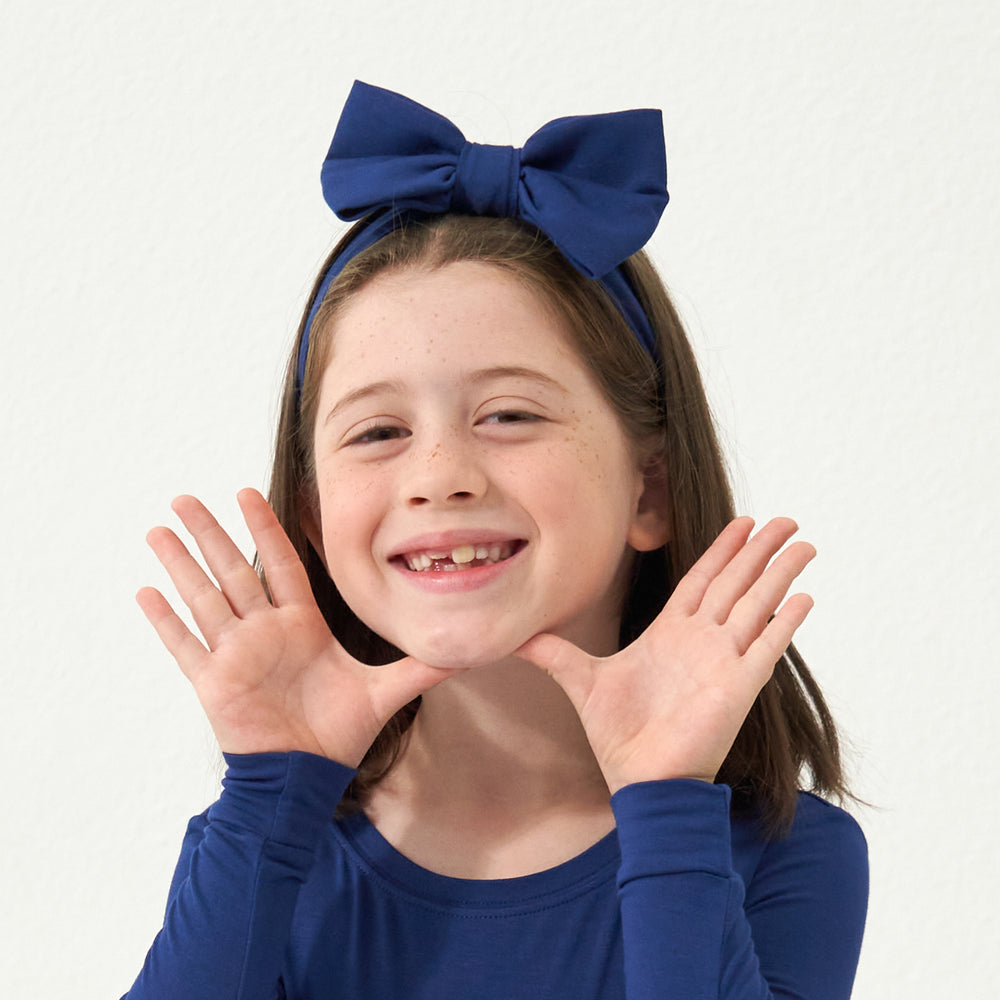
[403,432,488,507]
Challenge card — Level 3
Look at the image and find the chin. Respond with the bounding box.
[388,624,531,671]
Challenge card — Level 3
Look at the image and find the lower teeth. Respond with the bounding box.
[415,556,499,572]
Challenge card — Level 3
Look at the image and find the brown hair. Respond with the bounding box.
[265,213,848,836]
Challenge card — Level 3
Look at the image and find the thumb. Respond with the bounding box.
[370,656,465,719]
[516,633,596,710]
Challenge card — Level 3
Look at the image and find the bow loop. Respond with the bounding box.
[518,111,669,278]
[320,81,667,280]
[320,81,464,220]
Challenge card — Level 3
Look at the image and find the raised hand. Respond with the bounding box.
[136,489,457,766]
[517,517,815,794]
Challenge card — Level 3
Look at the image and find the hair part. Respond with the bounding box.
[265,213,849,837]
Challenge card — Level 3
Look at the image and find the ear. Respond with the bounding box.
[627,458,671,552]
[299,496,329,572]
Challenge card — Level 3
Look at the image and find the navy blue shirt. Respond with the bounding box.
[124,752,867,999]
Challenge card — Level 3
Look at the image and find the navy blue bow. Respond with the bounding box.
[298,83,669,391]
[320,81,668,281]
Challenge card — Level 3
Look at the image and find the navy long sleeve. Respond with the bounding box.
[125,753,355,1000]
[612,780,868,1000]
[123,753,867,999]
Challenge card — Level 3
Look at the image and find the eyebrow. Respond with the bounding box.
[467,365,568,393]
[323,366,567,426]
[323,379,406,426]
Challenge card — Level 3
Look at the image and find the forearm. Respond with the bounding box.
[613,780,867,1000]
[122,752,353,1000]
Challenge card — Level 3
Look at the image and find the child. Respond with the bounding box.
[125,82,867,999]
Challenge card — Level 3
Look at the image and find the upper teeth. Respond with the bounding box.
[404,542,511,572]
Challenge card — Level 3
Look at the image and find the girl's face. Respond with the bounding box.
[307,261,666,669]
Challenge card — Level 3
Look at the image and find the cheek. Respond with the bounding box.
[523,443,637,543]
[561,410,640,486]
[315,466,382,548]
[317,479,381,606]
[564,431,641,505]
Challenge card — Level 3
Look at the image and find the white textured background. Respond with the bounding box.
[2,2,997,997]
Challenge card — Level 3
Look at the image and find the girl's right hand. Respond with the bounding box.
[136,488,456,766]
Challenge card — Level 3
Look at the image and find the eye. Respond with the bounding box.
[480,409,541,426]
[345,422,410,446]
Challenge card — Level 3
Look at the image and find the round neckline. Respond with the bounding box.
[334,810,621,911]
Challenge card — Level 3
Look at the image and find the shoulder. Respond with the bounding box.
[724,794,869,998]
[735,792,869,915]
[734,790,867,858]
[783,792,868,869]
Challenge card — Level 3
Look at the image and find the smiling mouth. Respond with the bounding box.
[399,540,523,573]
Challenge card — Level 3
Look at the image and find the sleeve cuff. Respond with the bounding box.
[206,751,356,849]
[611,779,734,884]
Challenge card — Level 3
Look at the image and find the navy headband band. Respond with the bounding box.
[297,81,669,392]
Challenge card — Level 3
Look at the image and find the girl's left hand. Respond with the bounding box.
[516,517,815,794]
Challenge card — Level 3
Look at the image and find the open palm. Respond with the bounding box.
[137,489,456,766]
[518,517,815,793]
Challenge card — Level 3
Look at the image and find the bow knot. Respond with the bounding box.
[453,142,521,218]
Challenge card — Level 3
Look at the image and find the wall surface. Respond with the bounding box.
[1,1,997,996]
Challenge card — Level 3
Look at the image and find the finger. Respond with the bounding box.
[727,540,816,652]
[172,495,270,618]
[516,633,597,712]
[136,586,208,679]
[744,592,814,672]
[146,525,240,642]
[236,488,314,609]
[668,517,755,616]
[699,517,801,625]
